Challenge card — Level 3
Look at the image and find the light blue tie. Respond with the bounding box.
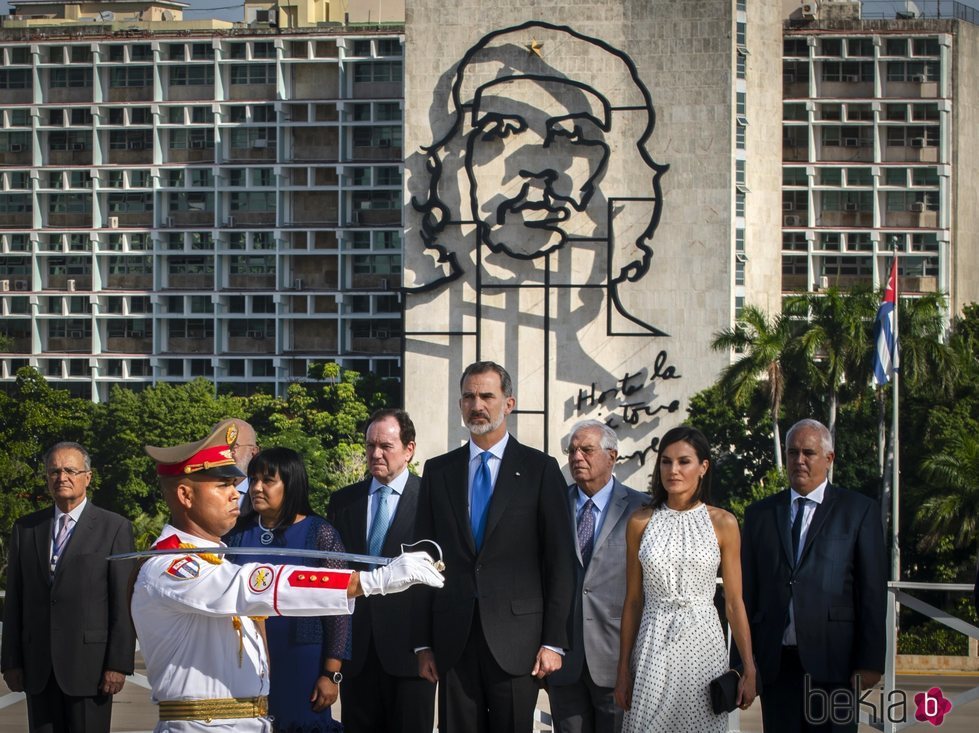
[471,452,493,550]
[367,485,393,556]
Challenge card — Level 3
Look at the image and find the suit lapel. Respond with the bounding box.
[594,480,629,554]
[348,479,371,554]
[53,503,96,583]
[445,446,475,554]
[481,439,520,550]
[384,476,419,554]
[798,483,836,566]
[775,490,794,567]
[567,486,583,565]
[34,509,55,580]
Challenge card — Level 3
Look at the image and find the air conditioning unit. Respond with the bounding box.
[375,329,390,339]
[69,330,82,338]
[9,144,24,152]
[67,278,76,291]
[909,201,926,212]
[294,278,304,290]
[784,215,801,226]
[246,330,263,339]
[108,216,119,229]
[818,275,830,290]
[801,2,817,18]
[72,142,85,151]
[128,140,143,150]
[844,74,860,83]
[783,200,794,210]
[913,74,928,83]
[190,140,206,149]
[844,138,860,147]
[14,279,28,291]
[844,201,859,211]
[910,137,926,147]
[0,280,9,292]
[252,139,268,149]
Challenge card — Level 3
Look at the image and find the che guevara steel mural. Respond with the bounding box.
[405,20,681,465]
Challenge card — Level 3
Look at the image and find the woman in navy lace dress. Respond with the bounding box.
[227,447,351,733]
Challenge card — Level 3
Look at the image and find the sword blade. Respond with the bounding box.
[107,546,393,566]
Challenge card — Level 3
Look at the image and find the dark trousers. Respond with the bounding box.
[439,611,539,733]
[760,647,857,733]
[339,637,436,733]
[548,660,622,733]
[25,670,112,733]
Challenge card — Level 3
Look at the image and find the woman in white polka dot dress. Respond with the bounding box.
[614,426,757,732]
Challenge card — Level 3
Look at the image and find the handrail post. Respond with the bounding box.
[884,586,898,733]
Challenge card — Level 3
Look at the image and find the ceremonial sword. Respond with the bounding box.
[108,539,446,571]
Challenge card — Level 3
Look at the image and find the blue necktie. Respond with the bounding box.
[471,452,492,550]
[367,485,393,556]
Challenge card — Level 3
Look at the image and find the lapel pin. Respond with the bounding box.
[515,472,521,477]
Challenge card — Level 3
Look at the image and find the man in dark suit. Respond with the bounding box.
[414,361,576,733]
[1,441,136,733]
[740,418,886,733]
[548,420,646,733]
[327,408,436,733]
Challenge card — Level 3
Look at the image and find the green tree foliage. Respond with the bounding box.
[0,363,394,586]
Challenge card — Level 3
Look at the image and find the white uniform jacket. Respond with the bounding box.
[131,525,356,732]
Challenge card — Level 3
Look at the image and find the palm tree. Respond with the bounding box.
[783,287,877,443]
[915,431,979,551]
[896,292,957,394]
[711,305,796,471]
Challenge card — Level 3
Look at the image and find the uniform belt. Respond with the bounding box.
[158,696,268,722]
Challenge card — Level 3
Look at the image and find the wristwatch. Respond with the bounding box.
[325,671,343,684]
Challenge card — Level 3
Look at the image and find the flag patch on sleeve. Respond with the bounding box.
[165,556,201,580]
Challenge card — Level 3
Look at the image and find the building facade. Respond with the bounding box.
[0,0,406,400]
[781,0,979,312]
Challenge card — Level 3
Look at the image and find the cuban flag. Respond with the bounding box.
[872,259,898,386]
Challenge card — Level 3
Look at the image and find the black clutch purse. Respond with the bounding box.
[709,663,759,715]
[709,668,742,714]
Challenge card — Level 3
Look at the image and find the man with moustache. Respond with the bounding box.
[548,420,646,733]
[131,423,444,731]
[327,409,436,733]
[413,361,576,733]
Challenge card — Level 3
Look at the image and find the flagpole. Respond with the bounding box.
[890,246,900,584]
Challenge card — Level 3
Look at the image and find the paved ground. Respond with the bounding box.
[1,662,977,732]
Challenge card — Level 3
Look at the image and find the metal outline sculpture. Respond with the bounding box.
[409,19,670,336]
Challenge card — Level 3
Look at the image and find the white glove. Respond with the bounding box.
[360,551,445,596]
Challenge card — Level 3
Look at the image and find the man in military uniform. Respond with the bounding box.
[131,425,444,732]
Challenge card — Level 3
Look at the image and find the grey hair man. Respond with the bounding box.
[547,419,646,733]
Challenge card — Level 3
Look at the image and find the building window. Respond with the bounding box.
[50,68,92,88]
[353,62,403,83]
[171,66,215,86]
[886,60,939,82]
[352,126,403,148]
[110,66,153,88]
[230,64,275,85]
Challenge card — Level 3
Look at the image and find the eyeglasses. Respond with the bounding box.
[565,445,603,457]
[46,467,90,479]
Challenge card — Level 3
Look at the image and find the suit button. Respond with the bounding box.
[583,588,590,594]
